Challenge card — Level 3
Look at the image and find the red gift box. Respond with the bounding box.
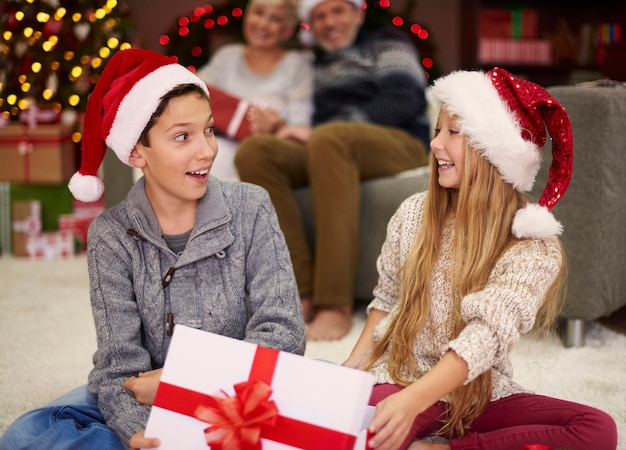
[146,325,374,449]
[58,195,104,253]
[479,8,538,40]
[0,123,77,184]
[58,214,92,253]
[207,85,254,141]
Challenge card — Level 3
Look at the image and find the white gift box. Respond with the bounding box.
[354,406,375,450]
[145,325,374,449]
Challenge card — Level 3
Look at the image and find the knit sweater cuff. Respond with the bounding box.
[447,321,498,383]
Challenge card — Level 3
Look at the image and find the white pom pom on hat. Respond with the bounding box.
[298,0,364,22]
[68,48,209,203]
[430,67,574,239]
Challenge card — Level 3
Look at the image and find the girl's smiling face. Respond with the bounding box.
[131,91,218,207]
[431,108,466,190]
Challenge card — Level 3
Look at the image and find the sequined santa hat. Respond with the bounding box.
[430,67,573,239]
[68,48,209,203]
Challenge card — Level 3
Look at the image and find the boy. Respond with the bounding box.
[0,48,305,449]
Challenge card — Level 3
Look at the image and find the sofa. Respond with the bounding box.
[532,83,626,346]
[294,166,430,301]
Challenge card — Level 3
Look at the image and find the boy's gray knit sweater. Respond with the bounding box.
[85,176,305,445]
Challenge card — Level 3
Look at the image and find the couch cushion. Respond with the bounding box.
[295,167,430,300]
[533,84,626,320]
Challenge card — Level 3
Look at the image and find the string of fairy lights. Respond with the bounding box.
[0,0,434,127]
[158,2,434,73]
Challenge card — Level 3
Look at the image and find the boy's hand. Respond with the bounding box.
[124,368,163,406]
[129,430,160,450]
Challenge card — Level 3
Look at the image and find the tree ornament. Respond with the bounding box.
[73,22,90,42]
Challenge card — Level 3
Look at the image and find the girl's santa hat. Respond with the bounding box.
[430,67,573,239]
[68,48,209,203]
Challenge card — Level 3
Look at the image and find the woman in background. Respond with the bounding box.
[197,0,313,180]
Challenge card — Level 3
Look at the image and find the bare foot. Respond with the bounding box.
[306,305,352,341]
[407,440,450,450]
[300,294,315,323]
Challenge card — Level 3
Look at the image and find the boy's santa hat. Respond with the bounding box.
[299,0,363,22]
[68,48,209,203]
[430,67,573,239]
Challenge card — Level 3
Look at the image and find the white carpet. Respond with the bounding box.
[1,255,625,448]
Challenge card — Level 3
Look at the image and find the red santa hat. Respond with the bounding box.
[298,0,363,22]
[430,67,573,239]
[68,48,209,203]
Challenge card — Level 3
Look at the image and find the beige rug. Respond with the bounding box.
[1,255,625,448]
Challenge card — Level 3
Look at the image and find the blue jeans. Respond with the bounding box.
[0,385,124,450]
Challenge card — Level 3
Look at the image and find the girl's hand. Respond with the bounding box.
[342,351,372,371]
[366,389,420,450]
[123,368,163,406]
[129,430,160,450]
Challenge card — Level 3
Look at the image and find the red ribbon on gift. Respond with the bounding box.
[521,445,551,450]
[154,346,357,449]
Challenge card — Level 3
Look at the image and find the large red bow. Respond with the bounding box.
[194,380,278,450]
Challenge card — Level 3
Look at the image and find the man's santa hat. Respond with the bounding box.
[430,67,573,239]
[299,0,363,22]
[68,48,209,203]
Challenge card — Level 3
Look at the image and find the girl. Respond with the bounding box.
[344,68,617,450]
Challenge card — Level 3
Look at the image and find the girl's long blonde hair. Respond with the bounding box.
[366,140,566,437]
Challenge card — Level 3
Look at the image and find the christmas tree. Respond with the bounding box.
[0,0,136,122]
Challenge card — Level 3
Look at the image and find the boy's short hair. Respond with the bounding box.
[138,83,209,147]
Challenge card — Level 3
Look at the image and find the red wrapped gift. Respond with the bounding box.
[146,325,374,449]
[207,85,254,141]
[58,195,104,253]
[58,214,92,253]
[0,123,77,184]
[479,8,538,40]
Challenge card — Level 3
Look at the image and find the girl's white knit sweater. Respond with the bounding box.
[367,192,562,401]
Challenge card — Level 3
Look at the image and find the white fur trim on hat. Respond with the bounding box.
[512,203,563,239]
[430,71,540,192]
[106,64,209,166]
[299,0,363,22]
